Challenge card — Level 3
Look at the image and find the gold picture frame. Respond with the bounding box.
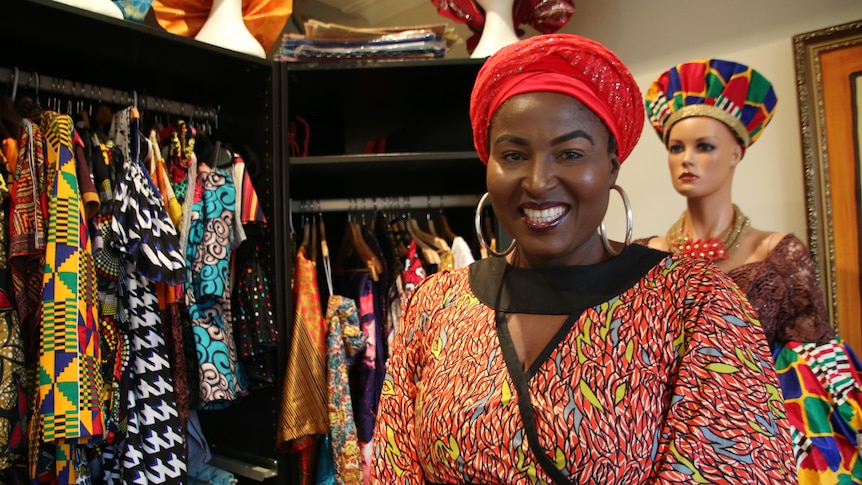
[794,19,862,350]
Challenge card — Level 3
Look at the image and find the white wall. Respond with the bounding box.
[582,3,862,242]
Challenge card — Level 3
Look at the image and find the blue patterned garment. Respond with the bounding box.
[185,167,245,409]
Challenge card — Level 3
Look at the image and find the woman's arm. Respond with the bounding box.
[650,262,797,483]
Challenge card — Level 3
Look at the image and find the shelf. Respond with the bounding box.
[283,56,485,72]
[5,0,272,106]
[291,151,478,165]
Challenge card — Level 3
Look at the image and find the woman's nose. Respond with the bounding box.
[523,158,557,194]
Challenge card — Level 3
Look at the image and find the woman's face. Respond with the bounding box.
[665,116,743,200]
[486,91,619,268]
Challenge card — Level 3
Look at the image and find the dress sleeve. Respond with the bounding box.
[650,262,798,483]
[371,273,440,484]
[762,234,834,344]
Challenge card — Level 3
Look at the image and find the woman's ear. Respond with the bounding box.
[610,154,621,183]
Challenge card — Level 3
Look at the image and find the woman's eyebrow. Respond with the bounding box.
[552,129,593,146]
[493,134,528,146]
[493,130,594,147]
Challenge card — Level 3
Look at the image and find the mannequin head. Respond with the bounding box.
[665,116,743,202]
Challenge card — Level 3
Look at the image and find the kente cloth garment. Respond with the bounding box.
[28,111,103,483]
[322,295,364,485]
[151,0,293,53]
[372,245,797,484]
[9,118,48,358]
[184,167,244,408]
[278,246,328,445]
[774,340,862,484]
[724,234,862,484]
[102,109,187,483]
[0,309,26,471]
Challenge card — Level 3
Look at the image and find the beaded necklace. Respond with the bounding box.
[666,204,750,262]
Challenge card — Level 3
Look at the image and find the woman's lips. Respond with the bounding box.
[522,204,568,230]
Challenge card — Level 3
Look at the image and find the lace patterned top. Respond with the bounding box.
[725,233,834,346]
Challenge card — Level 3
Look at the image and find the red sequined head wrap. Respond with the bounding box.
[469,33,644,165]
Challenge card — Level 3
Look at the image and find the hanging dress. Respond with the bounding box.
[185,165,245,409]
[278,246,328,484]
[102,108,188,484]
[27,111,102,483]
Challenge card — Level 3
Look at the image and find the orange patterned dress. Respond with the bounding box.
[371,245,797,484]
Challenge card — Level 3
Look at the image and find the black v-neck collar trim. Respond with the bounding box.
[470,244,667,315]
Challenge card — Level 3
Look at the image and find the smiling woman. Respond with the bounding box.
[370,33,796,485]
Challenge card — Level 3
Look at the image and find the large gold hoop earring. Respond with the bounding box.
[599,184,633,257]
[474,192,516,257]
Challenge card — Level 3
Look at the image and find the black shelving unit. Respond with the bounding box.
[282,57,490,281]
[2,2,288,484]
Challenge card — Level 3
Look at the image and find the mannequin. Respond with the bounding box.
[470,0,519,58]
[194,0,266,58]
[50,0,125,19]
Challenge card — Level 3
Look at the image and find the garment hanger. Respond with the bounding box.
[345,210,383,281]
[318,204,335,297]
[300,201,312,254]
[308,212,319,264]
[331,200,383,281]
[434,197,458,244]
[405,210,442,266]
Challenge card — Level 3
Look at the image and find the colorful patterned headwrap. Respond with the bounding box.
[645,59,778,148]
[469,34,644,165]
[431,0,575,54]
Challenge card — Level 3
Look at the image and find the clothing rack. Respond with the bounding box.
[290,194,482,214]
[0,66,219,122]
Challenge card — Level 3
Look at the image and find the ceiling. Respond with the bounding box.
[289,0,862,71]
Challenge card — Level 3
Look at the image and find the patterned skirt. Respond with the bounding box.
[773,338,862,484]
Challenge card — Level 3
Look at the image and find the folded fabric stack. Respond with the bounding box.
[277,19,455,62]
